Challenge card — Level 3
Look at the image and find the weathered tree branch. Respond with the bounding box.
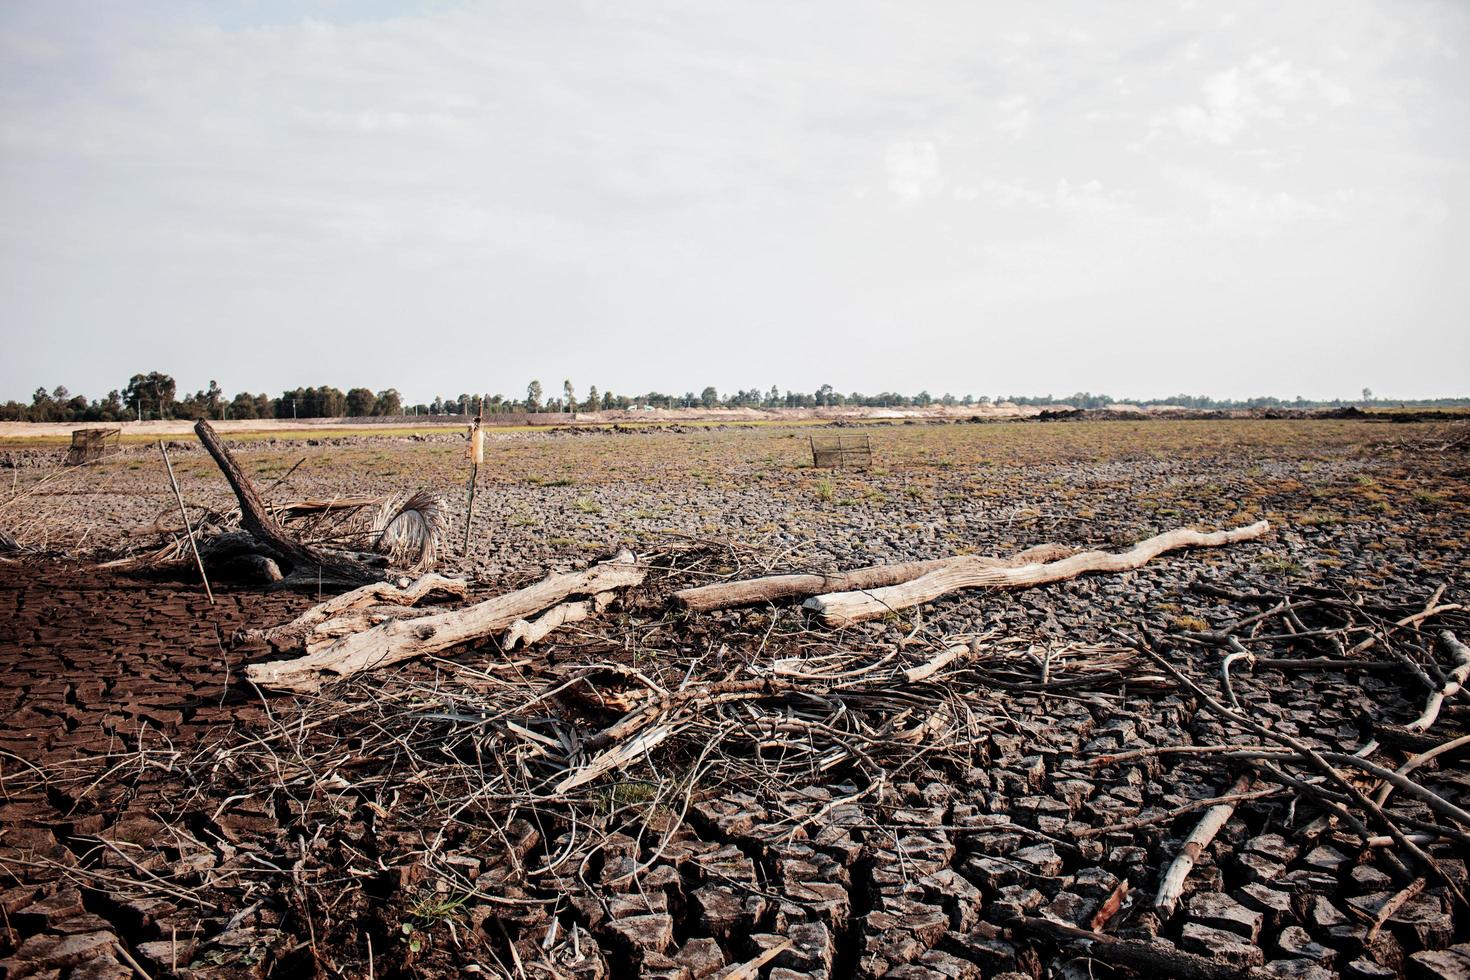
[805,521,1271,627]
[673,543,1074,613]
[240,573,470,652]
[1154,773,1253,916]
[1010,916,1277,980]
[244,551,645,693]
[193,419,376,584]
[503,592,615,650]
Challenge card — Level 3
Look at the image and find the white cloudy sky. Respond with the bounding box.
[2,1,1466,403]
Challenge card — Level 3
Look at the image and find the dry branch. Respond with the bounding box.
[1413,630,1470,733]
[159,440,213,604]
[805,521,1271,627]
[244,551,645,693]
[673,543,1074,612]
[554,723,676,794]
[903,639,979,683]
[1375,733,1470,808]
[503,592,615,650]
[1154,773,1252,916]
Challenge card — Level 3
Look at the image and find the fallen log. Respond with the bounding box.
[194,419,376,585]
[804,521,1271,627]
[240,573,470,652]
[244,551,645,693]
[673,543,1073,612]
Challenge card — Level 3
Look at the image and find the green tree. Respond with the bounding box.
[123,372,176,419]
[100,390,123,419]
[526,380,543,412]
[374,388,403,415]
[229,392,259,419]
[584,386,600,412]
[345,387,376,417]
[30,387,56,422]
[700,386,719,408]
[563,380,575,412]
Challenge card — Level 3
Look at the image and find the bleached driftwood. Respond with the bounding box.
[674,543,1073,613]
[242,573,470,652]
[805,521,1271,627]
[1155,773,1253,916]
[903,639,979,684]
[1373,632,1470,807]
[1412,631,1470,733]
[245,551,645,693]
[503,591,616,650]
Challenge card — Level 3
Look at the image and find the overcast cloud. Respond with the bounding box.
[2,1,1466,403]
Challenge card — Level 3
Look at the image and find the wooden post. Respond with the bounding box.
[463,394,485,554]
[159,441,215,604]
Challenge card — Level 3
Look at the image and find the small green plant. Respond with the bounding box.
[1255,553,1306,577]
[409,893,469,923]
[1414,491,1443,507]
[813,478,835,502]
[573,497,603,514]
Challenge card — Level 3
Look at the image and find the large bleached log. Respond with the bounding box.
[804,521,1271,627]
[245,551,645,693]
[240,573,470,652]
[673,543,1074,613]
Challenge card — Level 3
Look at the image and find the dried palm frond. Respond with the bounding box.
[368,489,450,573]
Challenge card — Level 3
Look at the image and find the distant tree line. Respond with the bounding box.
[0,374,408,422]
[3,373,1467,423]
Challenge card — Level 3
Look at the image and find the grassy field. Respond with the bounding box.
[11,418,1467,581]
[0,416,901,449]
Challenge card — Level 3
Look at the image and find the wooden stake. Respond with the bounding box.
[463,394,485,555]
[159,441,215,605]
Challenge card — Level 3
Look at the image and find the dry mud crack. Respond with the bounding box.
[2,419,1468,979]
